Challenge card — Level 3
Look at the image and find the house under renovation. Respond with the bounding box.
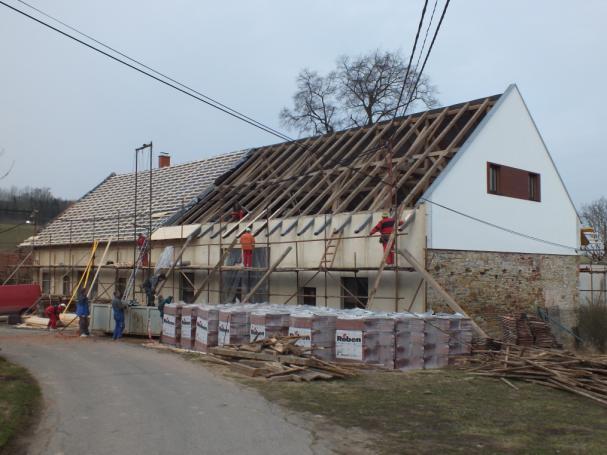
[24,84,580,338]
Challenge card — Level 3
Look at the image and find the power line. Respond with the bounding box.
[14,0,291,143]
[393,0,429,119]
[413,0,439,72]
[401,0,451,116]
[420,197,579,252]
[0,0,293,143]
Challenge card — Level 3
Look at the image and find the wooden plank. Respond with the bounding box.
[398,248,488,339]
[241,246,293,303]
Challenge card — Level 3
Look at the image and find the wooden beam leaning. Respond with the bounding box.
[241,246,292,303]
[397,248,488,339]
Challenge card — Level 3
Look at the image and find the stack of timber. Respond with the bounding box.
[499,313,559,348]
[209,335,365,382]
[18,313,77,329]
[469,344,607,407]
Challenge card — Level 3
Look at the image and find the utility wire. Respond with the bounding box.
[420,197,579,252]
[400,0,451,116]
[393,0,428,119]
[0,0,293,143]
[0,221,30,235]
[413,0,439,72]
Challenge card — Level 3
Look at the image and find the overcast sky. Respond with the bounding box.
[0,0,604,208]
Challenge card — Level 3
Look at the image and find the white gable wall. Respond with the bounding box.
[424,85,578,255]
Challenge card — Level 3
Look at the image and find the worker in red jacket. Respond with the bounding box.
[45,302,65,330]
[370,212,403,265]
[240,228,255,268]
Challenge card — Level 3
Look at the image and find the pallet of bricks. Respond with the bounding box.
[160,303,474,380]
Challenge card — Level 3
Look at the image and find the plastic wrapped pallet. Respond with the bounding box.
[218,307,251,346]
[161,303,183,346]
[423,316,451,369]
[180,304,198,350]
[394,314,425,371]
[446,314,473,363]
[194,305,219,353]
[289,312,336,361]
[335,315,395,368]
[250,310,290,342]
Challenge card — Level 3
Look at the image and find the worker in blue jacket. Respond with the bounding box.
[75,288,90,337]
[111,290,127,340]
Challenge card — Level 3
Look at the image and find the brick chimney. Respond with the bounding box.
[158,152,171,168]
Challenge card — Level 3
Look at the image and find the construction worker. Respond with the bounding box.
[111,290,127,340]
[137,232,149,266]
[240,227,255,268]
[142,277,155,306]
[229,202,245,221]
[45,301,65,330]
[370,212,404,265]
[75,288,90,337]
[157,294,173,319]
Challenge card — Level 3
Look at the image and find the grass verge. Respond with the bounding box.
[240,369,607,454]
[0,356,42,455]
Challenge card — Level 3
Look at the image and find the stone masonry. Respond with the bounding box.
[425,249,579,340]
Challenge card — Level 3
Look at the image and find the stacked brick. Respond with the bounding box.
[250,310,290,342]
[335,315,395,368]
[218,307,251,346]
[160,303,474,371]
[194,305,219,353]
[394,315,425,371]
[180,304,198,349]
[289,312,336,361]
[423,316,451,369]
[161,303,183,346]
[447,315,473,364]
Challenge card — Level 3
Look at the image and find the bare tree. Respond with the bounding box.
[280,50,438,135]
[581,197,607,262]
[279,69,341,136]
[337,50,437,127]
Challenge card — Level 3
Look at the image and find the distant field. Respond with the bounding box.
[0,223,35,251]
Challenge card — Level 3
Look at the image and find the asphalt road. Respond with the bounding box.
[0,327,332,455]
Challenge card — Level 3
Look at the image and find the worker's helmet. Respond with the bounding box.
[382,212,389,218]
[59,303,66,309]
[245,227,251,232]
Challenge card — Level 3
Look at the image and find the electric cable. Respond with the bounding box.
[0,0,293,142]
[393,0,429,119]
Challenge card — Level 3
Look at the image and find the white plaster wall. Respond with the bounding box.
[424,85,579,255]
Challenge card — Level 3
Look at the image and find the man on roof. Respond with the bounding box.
[370,212,404,265]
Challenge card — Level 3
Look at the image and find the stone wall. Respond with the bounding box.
[425,249,579,341]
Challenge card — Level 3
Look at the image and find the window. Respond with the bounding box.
[41,271,51,294]
[341,277,368,309]
[528,173,540,201]
[180,272,195,303]
[299,287,316,306]
[62,276,71,296]
[488,164,500,194]
[487,162,541,202]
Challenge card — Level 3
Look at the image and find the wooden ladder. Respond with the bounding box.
[319,233,342,269]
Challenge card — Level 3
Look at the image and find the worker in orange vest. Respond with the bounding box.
[240,228,255,268]
[370,212,403,265]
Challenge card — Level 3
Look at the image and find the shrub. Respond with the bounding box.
[577,296,607,353]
